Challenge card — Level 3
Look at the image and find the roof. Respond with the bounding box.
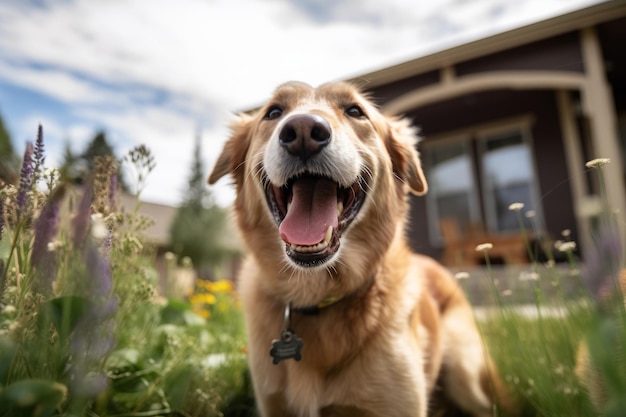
[348,1,626,88]
[120,193,177,246]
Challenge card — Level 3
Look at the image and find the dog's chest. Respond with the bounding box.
[281,332,425,417]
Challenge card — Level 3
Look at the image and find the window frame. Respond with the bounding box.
[422,115,542,246]
[477,122,542,234]
[423,133,480,246]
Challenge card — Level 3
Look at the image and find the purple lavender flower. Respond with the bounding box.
[33,124,45,176]
[85,244,113,295]
[68,242,117,399]
[30,186,65,293]
[581,226,624,307]
[16,142,34,214]
[72,185,93,246]
[0,195,5,242]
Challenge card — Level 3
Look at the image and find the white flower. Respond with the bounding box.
[181,256,193,268]
[519,271,540,281]
[47,240,63,252]
[454,272,470,280]
[561,229,571,238]
[557,241,577,252]
[585,158,610,169]
[475,243,493,252]
[3,305,16,314]
[91,214,108,240]
[525,210,536,218]
[502,289,513,296]
[508,202,524,211]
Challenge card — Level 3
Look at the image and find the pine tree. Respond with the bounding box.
[59,130,128,190]
[169,133,229,278]
[81,131,115,169]
[0,110,19,184]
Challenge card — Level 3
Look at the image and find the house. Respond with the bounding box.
[346,0,626,265]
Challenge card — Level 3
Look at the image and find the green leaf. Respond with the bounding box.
[0,338,17,387]
[158,299,206,327]
[43,296,90,342]
[105,348,141,370]
[163,364,195,410]
[0,379,67,417]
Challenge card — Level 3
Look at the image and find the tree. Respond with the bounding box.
[0,109,19,184]
[59,130,128,190]
[169,133,230,279]
[81,131,115,169]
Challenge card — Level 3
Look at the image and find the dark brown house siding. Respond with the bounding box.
[455,31,585,75]
[399,89,576,259]
[366,71,440,107]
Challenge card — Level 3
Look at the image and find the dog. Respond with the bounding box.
[208,81,511,417]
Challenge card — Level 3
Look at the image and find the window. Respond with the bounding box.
[424,120,541,244]
[480,129,536,232]
[425,138,479,243]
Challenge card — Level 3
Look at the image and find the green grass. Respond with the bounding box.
[478,303,596,417]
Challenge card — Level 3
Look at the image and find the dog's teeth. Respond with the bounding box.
[337,201,344,216]
[290,227,334,253]
[324,226,333,244]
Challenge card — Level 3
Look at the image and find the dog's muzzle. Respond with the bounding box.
[263,114,368,268]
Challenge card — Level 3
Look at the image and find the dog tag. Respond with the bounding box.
[270,328,303,364]
[270,304,303,364]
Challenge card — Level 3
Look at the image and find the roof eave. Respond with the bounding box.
[347,1,626,88]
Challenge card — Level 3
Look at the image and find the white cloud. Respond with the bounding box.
[74,103,233,206]
[0,62,120,104]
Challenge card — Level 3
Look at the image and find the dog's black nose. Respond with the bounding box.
[279,114,331,160]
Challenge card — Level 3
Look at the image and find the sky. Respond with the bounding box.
[0,0,604,207]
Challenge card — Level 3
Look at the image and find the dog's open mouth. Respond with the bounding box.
[265,174,366,267]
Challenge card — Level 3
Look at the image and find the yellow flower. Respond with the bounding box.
[193,308,211,319]
[195,280,209,290]
[190,293,217,305]
[208,280,234,293]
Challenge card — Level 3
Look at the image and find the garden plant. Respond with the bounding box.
[0,127,252,417]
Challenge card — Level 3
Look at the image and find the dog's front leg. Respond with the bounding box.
[258,391,297,417]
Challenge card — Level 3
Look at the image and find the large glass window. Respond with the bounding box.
[425,139,478,243]
[424,122,540,244]
[480,130,536,232]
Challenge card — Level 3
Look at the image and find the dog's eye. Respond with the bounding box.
[345,105,364,118]
[264,106,283,120]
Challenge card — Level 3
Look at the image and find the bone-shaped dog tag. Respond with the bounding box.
[270,328,303,364]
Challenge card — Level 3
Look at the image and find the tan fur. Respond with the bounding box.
[209,81,511,417]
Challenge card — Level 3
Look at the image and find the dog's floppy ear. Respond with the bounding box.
[208,114,253,185]
[385,116,428,195]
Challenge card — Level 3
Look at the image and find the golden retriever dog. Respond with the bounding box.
[208,81,510,417]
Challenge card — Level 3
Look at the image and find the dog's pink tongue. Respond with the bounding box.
[279,178,338,246]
